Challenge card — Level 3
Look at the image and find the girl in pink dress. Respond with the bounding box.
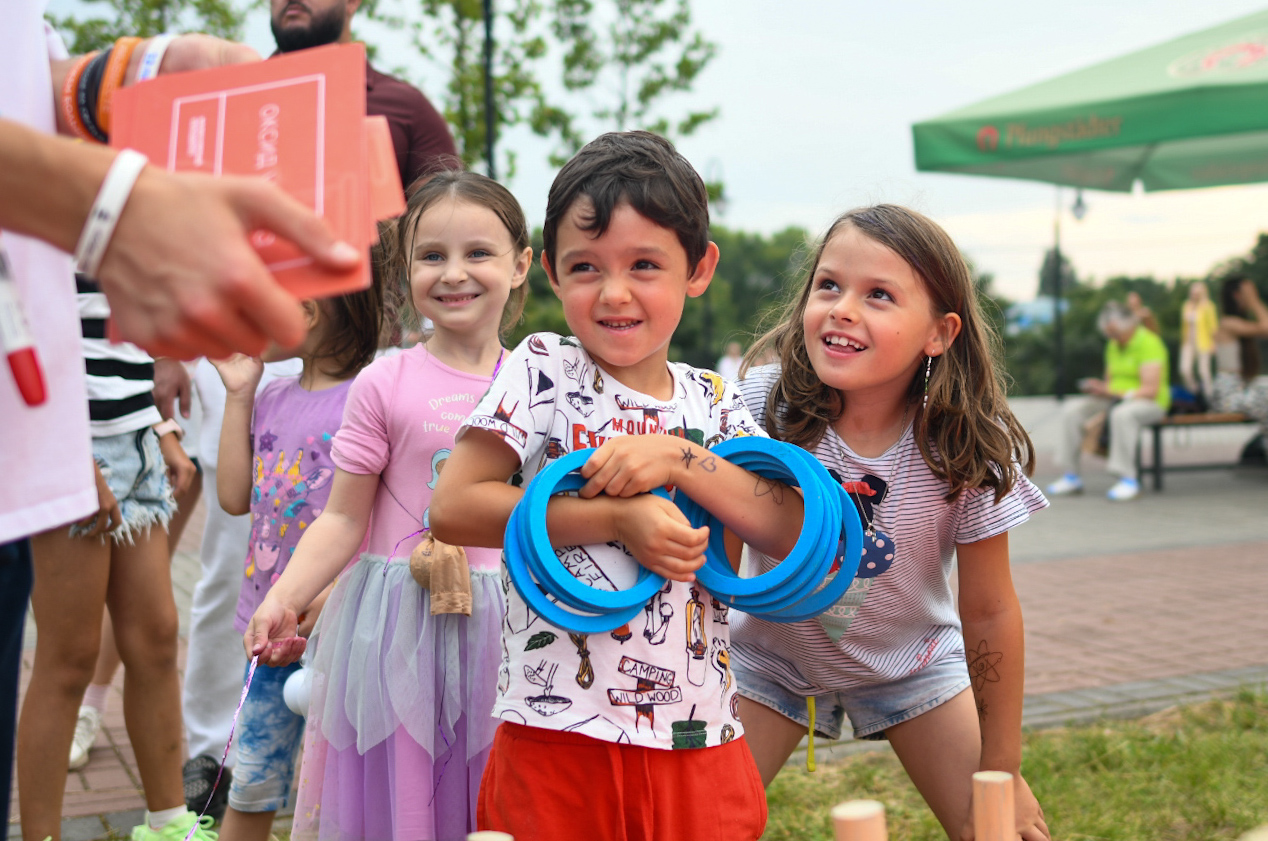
[244,171,531,841]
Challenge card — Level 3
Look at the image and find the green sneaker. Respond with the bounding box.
[132,810,218,841]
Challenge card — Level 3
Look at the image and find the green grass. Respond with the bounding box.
[764,690,1268,841]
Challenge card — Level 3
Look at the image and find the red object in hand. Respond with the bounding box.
[0,246,48,407]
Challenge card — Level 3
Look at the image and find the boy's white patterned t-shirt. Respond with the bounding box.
[459,333,763,750]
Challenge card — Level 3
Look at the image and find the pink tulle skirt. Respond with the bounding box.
[292,555,504,841]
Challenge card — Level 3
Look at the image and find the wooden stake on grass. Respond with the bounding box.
[467,833,514,841]
[830,799,887,841]
[972,770,1016,841]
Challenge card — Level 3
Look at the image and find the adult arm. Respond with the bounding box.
[245,468,378,664]
[0,118,359,359]
[957,532,1049,841]
[48,34,261,137]
[1130,361,1162,401]
[1222,282,1268,339]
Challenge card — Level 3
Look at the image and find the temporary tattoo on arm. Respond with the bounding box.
[680,448,698,469]
[754,476,785,504]
[699,456,718,473]
[967,639,1003,692]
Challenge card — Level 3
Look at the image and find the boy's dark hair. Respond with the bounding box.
[317,267,384,380]
[542,131,710,273]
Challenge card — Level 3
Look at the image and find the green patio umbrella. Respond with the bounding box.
[912,10,1268,398]
[912,10,1268,191]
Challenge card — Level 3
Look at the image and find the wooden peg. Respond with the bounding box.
[467,833,514,841]
[831,799,887,841]
[972,770,1016,841]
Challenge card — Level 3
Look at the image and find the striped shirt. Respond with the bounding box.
[731,365,1047,691]
[77,276,160,437]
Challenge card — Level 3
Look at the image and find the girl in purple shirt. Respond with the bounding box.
[212,274,382,841]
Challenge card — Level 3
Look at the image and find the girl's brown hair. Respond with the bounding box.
[314,268,384,380]
[387,169,529,338]
[746,204,1035,502]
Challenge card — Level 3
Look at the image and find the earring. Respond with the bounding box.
[922,355,932,411]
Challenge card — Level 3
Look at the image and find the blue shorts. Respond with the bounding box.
[70,428,174,542]
[228,661,305,812]
[733,654,971,741]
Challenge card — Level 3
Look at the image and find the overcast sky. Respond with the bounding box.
[50,0,1268,300]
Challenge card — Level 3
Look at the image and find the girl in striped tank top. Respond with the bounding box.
[732,206,1050,841]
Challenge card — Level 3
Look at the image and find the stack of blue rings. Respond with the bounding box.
[503,439,863,634]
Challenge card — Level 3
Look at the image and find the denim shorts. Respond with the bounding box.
[228,661,305,812]
[70,428,174,543]
[733,654,971,741]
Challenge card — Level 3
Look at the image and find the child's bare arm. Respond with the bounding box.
[958,532,1049,841]
[246,468,376,664]
[433,430,710,581]
[212,354,263,515]
[578,435,803,560]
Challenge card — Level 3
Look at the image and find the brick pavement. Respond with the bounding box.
[9,398,1268,839]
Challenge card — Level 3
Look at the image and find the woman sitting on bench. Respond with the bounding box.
[1049,300,1170,501]
[1210,275,1268,439]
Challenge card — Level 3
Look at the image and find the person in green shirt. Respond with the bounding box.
[1050,300,1169,501]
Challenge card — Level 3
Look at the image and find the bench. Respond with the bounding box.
[1136,412,1259,491]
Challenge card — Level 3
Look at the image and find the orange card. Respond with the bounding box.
[112,43,371,299]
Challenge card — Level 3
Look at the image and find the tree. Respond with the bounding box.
[1036,246,1077,299]
[367,0,571,177]
[49,0,244,53]
[548,0,719,165]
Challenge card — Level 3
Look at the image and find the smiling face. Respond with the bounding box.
[408,197,530,345]
[544,199,717,397]
[802,225,956,404]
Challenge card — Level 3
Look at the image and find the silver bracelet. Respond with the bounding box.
[74,148,148,279]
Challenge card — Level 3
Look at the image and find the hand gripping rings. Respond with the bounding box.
[503,439,864,634]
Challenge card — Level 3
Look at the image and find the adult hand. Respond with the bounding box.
[133,33,261,81]
[612,494,709,582]
[98,168,361,359]
[77,461,122,539]
[152,357,192,419]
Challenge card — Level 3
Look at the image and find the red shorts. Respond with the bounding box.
[476,722,767,841]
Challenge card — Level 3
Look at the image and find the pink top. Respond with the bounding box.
[331,344,502,570]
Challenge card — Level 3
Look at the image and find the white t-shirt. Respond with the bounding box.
[0,6,97,543]
[731,365,1048,692]
[460,333,763,750]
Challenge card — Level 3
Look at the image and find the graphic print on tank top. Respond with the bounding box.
[816,468,897,643]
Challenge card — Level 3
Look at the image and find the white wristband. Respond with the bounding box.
[74,149,148,280]
[136,35,175,82]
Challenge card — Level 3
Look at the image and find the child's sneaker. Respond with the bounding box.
[182,755,231,822]
[1106,477,1140,501]
[1046,473,1084,496]
[68,706,101,770]
[131,810,217,841]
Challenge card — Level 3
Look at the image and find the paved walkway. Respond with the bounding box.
[9,397,1268,839]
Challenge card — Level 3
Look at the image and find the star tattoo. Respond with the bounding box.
[680,448,698,468]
